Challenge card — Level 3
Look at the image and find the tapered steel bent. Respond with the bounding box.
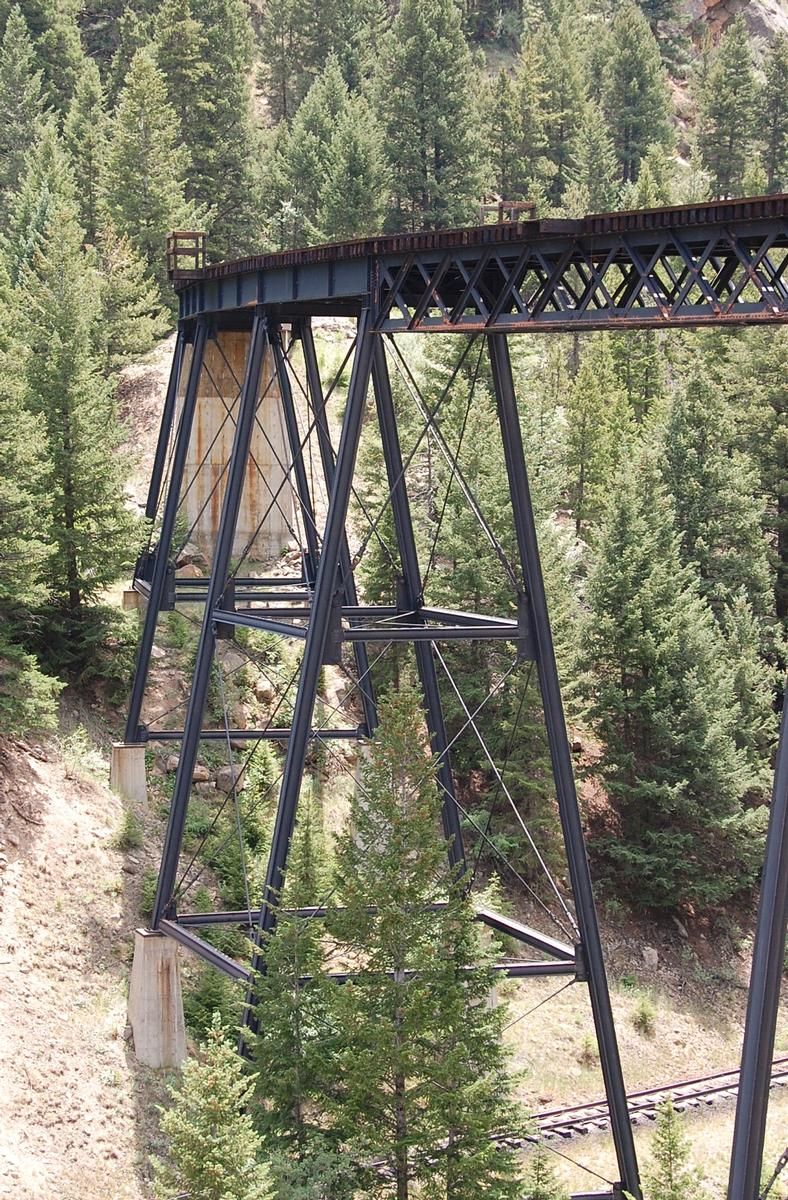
[487,333,642,1200]
[151,313,270,928]
[145,327,186,521]
[297,319,378,735]
[728,694,788,1200]
[125,320,207,743]
[271,325,320,586]
[371,340,466,876]
[243,311,376,1035]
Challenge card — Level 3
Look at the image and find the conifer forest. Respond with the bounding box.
[0,0,787,1198]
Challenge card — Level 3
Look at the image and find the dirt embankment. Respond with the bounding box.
[0,737,164,1200]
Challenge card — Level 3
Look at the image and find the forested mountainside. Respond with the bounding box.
[0,1,787,1197]
[1,0,786,904]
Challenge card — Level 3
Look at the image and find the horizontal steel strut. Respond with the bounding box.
[172,194,788,332]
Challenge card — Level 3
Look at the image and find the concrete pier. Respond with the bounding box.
[127,929,186,1068]
[109,742,147,804]
[183,329,293,563]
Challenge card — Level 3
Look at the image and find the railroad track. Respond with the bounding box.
[504,1056,788,1144]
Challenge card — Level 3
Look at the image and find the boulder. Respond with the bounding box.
[253,675,275,704]
[215,764,246,793]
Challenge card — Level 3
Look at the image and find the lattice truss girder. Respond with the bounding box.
[127,310,650,1197]
[374,224,788,332]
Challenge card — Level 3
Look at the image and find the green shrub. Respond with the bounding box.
[28,605,136,704]
[578,1035,599,1067]
[183,963,241,1040]
[0,634,61,733]
[164,610,192,650]
[139,868,158,920]
[60,725,105,779]
[632,991,657,1038]
[112,807,144,851]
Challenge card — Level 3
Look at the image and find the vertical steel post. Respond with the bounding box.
[124,319,207,743]
[250,311,375,966]
[299,320,378,735]
[487,333,641,1200]
[151,313,270,927]
[728,694,788,1200]
[145,326,186,520]
[371,340,466,874]
[271,325,320,585]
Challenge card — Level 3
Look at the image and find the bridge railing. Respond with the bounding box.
[166,230,206,278]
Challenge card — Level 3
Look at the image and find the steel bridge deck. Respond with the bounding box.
[173,194,788,332]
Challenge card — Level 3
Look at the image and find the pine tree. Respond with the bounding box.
[564,335,632,536]
[582,449,764,909]
[251,785,335,1154]
[154,0,212,172]
[637,0,678,29]
[532,21,585,204]
[259,0,386,119]
[724,327,788,621]
[319,95,388,240]
[11,128,139,623]
[484,70,526,201]
[256,0,306,122]
[0,290,49,613]
[178,0,262,260]
[601,0,672,184]
[103,48,194,293]
[645,1099,705,1200]
[522,1144,567,1200]
[374,0,483,231]
[93,223,169,372]
[720,595,778,791]
[152,1013,273,1200]
[696,15,759,198]
[272,57,350,245]
[619,142,675,209]
[609,331,665,424]
[105,7,150,103]
[760,33,788,193]
[0,269,60,735]
[63,57,108,244]
[325,683,523,1199]
[0,0,84,110]
[661,366,773,622]
[513,39,555,204]
[563,101,619,215]
[0,6,44,223]
[463,0,501,42]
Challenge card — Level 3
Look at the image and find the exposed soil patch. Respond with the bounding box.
[0,737,166,1200]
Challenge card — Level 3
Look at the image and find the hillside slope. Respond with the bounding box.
[0,737,163,1200]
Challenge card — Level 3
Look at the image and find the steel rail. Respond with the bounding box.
[494,1057,788,1144]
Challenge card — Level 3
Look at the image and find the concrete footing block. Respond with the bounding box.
[110,742,147,804]
[128,929,187,1068]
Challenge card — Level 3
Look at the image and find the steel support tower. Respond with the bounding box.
[124,195,788,1200]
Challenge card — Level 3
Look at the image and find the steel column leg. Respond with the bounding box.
[299,320,377,735]
[250,311,375,969]
[487,333,641,1200]
[728,693,788,1200]
[371,340,466,875]
[124,320,207,743]
[145,326,186,520]
[271,325,320,585]
[151,314,270,928]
